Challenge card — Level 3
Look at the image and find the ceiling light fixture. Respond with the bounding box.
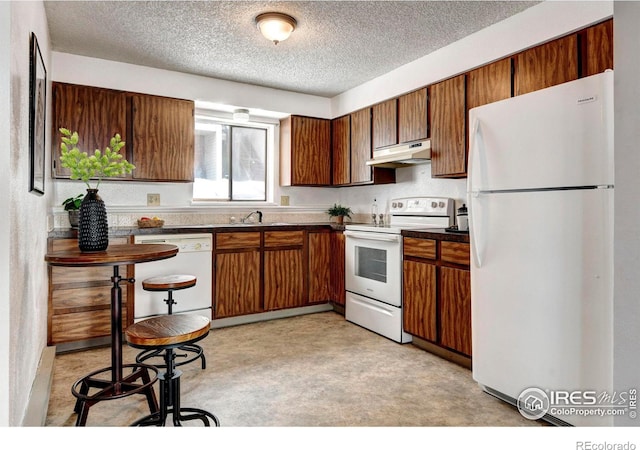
[233,108,250,122]
[255,12,297,45]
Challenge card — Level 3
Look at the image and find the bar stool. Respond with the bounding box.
[136,274,206,369]
[125,314,219,427]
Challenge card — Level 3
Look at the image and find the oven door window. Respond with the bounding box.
[355,246,387,283]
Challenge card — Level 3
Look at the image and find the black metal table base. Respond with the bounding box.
[72,363,159,426]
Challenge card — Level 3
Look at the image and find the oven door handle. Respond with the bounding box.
[343,230,401,243]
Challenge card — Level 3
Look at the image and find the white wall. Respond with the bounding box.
[613,1,640,427]
[7,0,52,426]
[0,1,10,428]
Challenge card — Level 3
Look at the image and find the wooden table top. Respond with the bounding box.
[45,243,178,267]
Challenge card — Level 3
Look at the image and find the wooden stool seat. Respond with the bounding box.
[142,274,197,292]
[125,314,218,427]
[127,314,210,348]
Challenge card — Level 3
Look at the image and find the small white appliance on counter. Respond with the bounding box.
[134,234,213,321]
[344,197,454,343]
[468,71,614,426]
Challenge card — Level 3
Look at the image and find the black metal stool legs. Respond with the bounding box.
[131,347,218,427]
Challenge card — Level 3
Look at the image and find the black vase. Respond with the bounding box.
[78,189,109,252]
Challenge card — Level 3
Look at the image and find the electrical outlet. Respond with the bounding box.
[280,195,290,206]
[147,193,160,206]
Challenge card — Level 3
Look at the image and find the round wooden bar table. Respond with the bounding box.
[45,244,179,426]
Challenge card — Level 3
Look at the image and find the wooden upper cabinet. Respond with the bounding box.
[131,94,195,181]
[515,33,579,96]
[584,19,613,77]
[280,115,331,186]
[430,74,466,178]
[398,87,428,143]
[466,58,512,111]
[350,108,372,184]
[372,98,398,149]
[331,115,350,186]
[52,82,129,178]
[52,82,195,182]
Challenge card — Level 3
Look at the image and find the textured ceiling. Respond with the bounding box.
[44,1,540,98]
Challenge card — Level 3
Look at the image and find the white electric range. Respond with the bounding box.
[343,197,454,343]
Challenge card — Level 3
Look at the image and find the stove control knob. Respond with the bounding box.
[397,202,403,209]
[438,201,445,208]
[391,202,397,209]
[431,201,438,208]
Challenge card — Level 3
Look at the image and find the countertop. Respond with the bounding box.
[402,228,470,243]
[49,222,346,239]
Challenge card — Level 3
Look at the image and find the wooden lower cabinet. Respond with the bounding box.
[308,232,332,303]
[403,260,437,341]
[213,229,334,318]
[439,266,472,356]
[47,237,132,345]
[402,236,471,358]
[264,249,305,310]
[330,231,346,306]
[214,250,261,318]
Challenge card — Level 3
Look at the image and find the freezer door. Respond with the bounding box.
[468,71,613,193]
[470,188,613,426]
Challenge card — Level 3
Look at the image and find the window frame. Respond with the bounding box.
[193,109,277,204]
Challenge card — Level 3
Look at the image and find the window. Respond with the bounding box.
[193,114,270,201]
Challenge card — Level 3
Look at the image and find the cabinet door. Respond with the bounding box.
[132,94,195,181]
[430,74,466,178]
[467,58,512,111]
[372,98,397,149]
[398,88,428,143]
[52,82,129,178]
[585,19,613,77]
[214,250,261,318]
[331,115,350,186]
[439,266,471,356]
[264,249,305,310]
[403,260,437,341]
[281,116,331,186]
[350,108,372,184]
[309,232,332,303]
[330,231,346,306]
[515,33,579,96]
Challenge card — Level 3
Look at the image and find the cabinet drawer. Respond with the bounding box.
[403,237,436,260]
[51,308,128,344]
[216,232,261,250]
[51,285,127,315]
[264,231,304,247]
[441,242,470,266]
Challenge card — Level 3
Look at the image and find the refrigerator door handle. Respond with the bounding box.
[468,118,483,268]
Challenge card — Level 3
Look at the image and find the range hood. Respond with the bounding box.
[366,139,431,168]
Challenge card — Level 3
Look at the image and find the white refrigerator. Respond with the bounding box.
[468,71,614,427]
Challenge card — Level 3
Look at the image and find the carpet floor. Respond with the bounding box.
[45,311,543,427]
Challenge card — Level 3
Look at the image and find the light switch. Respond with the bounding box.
[147,193,160,206]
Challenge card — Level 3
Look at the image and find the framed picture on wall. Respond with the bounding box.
[29,32,46,195]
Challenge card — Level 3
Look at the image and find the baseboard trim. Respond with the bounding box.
[211,303,334,329]
[23,346,56,426]
[410,336,472,370]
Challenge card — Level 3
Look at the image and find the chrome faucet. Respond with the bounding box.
[241,210,263,223]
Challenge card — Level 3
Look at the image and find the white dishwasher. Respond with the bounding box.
[133,233,213,321]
